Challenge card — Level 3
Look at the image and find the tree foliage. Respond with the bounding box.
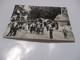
[28,6,61,20]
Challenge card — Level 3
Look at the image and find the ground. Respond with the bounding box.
[4,27,75,41]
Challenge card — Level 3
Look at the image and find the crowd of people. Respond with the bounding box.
[6,16,59,39]
[7,17,70,39]
[27,19,59,39]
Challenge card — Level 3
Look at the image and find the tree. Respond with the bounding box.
[28,6,61,20]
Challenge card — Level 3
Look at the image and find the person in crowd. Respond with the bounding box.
[46,23,49,31]
[36,23,40,34]
[32,22,36,32]
[28,22,31,30]
[63,27,68,38]
[24,23,28,31]
[44,21,47,27]
[30,22,36,33]
[16,14,20,21]
[40,22,44,34]
[30,23,34,33]
[6,19,15,36]
[49,27,53,39]
[12,22,18,36]
[51,21,55,28]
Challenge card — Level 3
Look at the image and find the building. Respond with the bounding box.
[54,7,71,31]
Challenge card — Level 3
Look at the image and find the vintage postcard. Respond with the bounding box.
[3,5,75,42]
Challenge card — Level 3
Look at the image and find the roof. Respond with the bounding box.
[54,13,69,21]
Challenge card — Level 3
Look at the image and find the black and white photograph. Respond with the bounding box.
[3,5,75,42]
